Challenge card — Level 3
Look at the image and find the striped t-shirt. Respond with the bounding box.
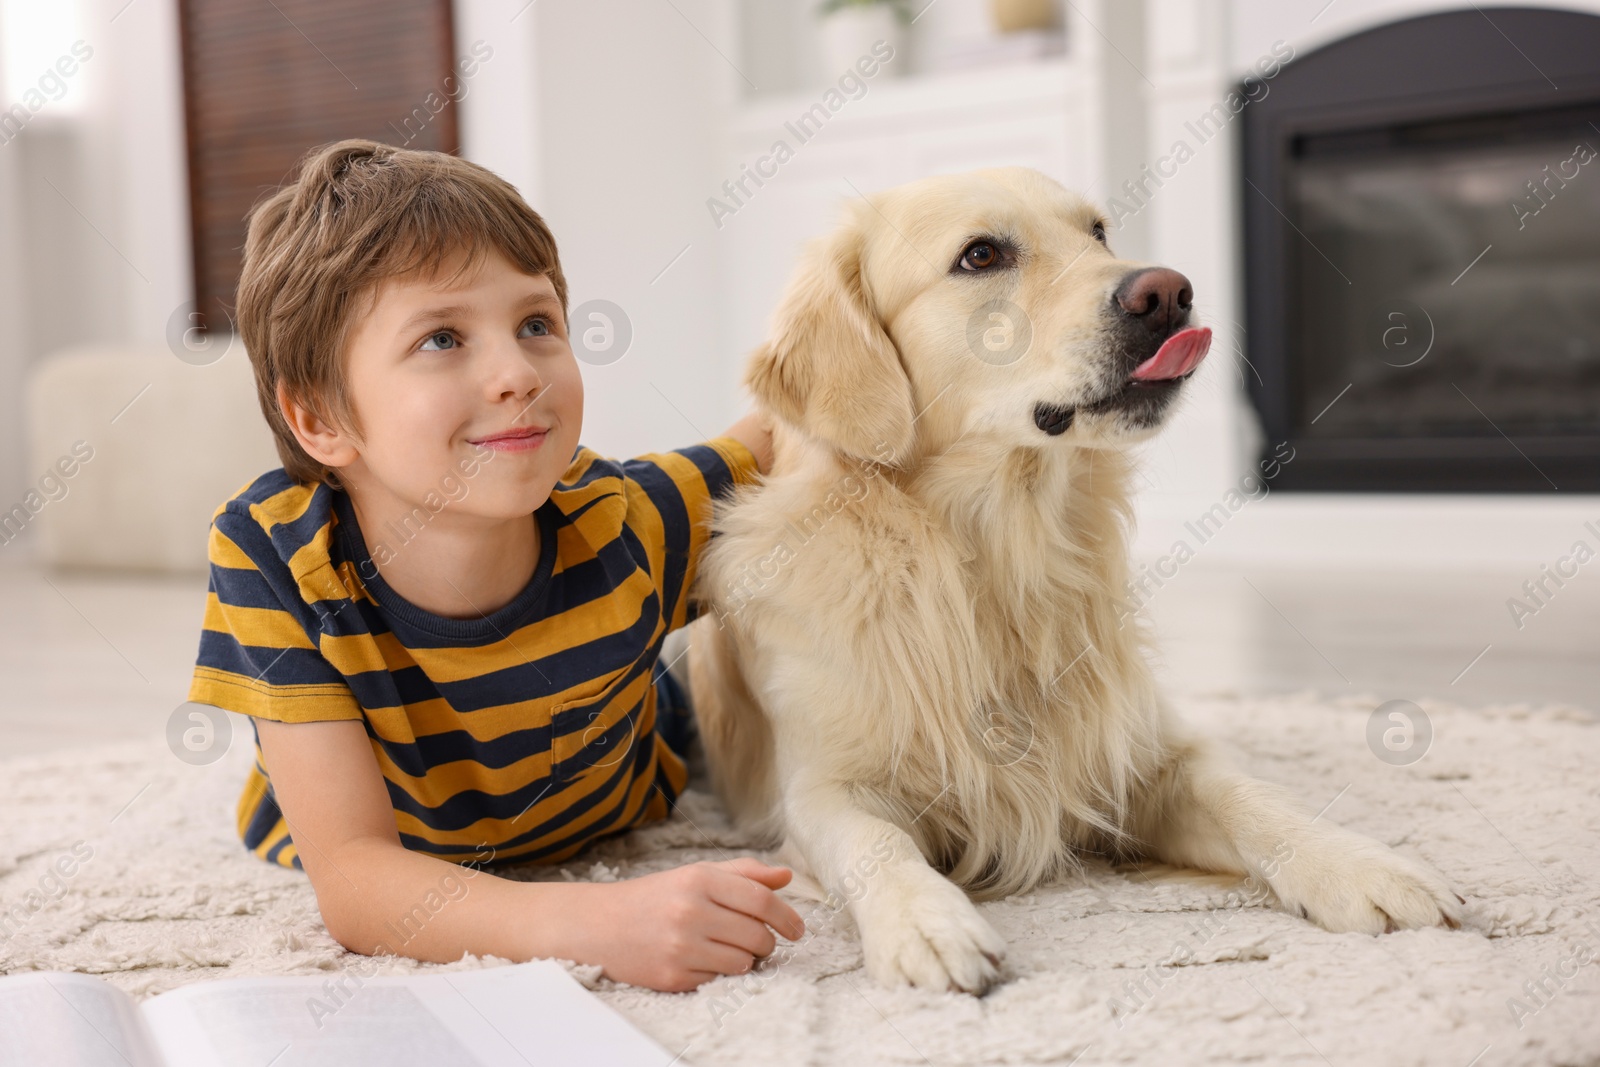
[187,437,757,871]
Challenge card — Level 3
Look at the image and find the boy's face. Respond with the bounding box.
[334,247,583,522]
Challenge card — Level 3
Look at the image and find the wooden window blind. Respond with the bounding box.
[177,0,460,330]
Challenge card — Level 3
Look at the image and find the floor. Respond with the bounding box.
[0,539,1595,757]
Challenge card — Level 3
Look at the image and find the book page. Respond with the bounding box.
[0,972,162,1067]
[140,961,672,1067]
[146,984,479,1067]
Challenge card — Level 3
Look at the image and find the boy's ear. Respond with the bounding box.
[276,381,360,470]
[744,215,915,466]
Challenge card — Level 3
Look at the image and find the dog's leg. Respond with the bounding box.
[781,770,1008,994]
[1130,722,1465,934]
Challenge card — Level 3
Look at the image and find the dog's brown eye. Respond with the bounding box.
[959,242,999,271]
[1092,221,1108,244]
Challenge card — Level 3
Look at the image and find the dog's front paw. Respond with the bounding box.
[856,865,1007,994]
[1276,831,1465,935]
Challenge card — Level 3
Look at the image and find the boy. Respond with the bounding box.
[188,139,804,993]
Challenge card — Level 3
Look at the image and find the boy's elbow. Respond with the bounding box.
[327,924,365,957]
[322,900,404,959]
[318,898,368,955]
[305,839,401,957]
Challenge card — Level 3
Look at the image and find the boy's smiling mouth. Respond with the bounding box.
[469,424,550,453]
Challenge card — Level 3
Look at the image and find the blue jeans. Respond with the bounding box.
[652,658,697,763]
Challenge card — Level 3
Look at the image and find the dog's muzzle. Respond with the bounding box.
[1033,402,1074,436]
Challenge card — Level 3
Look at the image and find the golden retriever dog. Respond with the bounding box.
[686,167,1464,995]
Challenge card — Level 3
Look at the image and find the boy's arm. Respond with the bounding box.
[615,411,769,631]
[719,409,774,476]
[254,716,806,987]
[252,716,586,964]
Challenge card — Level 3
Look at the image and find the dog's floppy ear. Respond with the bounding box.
[745,217,916,465]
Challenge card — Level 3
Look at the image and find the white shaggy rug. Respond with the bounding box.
[2,690,1597,1066]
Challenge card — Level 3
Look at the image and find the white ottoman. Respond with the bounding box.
[23,340,281,573]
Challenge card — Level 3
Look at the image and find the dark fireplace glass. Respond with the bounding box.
[1287,105,1600,441]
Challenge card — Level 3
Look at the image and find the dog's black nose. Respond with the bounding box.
[1113,268,1194,334]
[1034,402,1074,436]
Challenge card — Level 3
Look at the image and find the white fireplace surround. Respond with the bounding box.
[2,0,1595,573]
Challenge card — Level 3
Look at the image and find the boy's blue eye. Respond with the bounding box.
[418,317,548,352]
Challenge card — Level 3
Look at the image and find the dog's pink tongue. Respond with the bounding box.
[1130,326,1212,381]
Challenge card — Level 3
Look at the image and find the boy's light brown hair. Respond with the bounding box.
[236,138,568,487]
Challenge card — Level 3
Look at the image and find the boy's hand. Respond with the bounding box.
[587,857,807,992]
[723,410,775,476]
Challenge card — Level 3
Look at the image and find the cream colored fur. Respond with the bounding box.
[687,168,1465,995]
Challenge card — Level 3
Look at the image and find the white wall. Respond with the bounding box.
[454,0,542,209]
[100,0,192,355]
[459,0,741,458]
[1117,0,1250,530]
[525,0,742,458]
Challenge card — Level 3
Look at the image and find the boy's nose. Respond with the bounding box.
[485,342,544,400]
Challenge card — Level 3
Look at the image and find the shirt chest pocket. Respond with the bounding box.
[549,659,656,783]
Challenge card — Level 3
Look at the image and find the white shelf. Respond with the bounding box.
[730,57,1077,145]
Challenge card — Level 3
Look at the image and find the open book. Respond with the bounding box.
[0,960,674,1066]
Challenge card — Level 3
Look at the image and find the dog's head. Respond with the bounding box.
[746,167,1211,466]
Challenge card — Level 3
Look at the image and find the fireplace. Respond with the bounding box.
[1240,6,1600,492]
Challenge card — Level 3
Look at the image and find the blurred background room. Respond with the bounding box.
[1,0,1597,758]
